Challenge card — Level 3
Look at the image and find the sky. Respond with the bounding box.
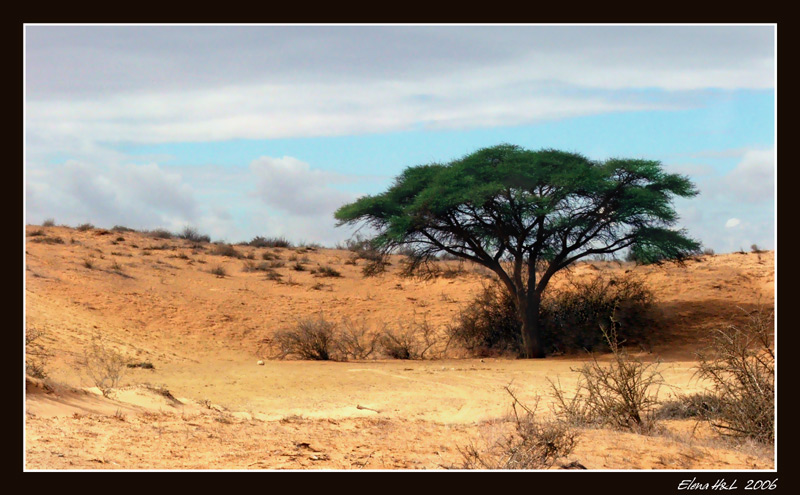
[24,25,776,253]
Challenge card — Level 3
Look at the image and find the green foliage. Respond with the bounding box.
[336,144,699,357]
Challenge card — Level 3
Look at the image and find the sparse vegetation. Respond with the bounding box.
[378,317,443,360]
[28,228,45,237]
[549,322,664,433]
[312,265,341,278]
[335,318,380,360]
[112,225,136,233]
[272,315,338,361]
[147,228,174,239]
[76,223,95,232]
[42,218,55,227]
[77,336,127,397]
[26,327,50,379]
[83,258,95,269]
[179,226,211,243]
[210,265,227,277]
[248,236,292,248]
[459,388,579,469]
[212,243,242,258]
[30,236,65,245]
[694,306,774,444]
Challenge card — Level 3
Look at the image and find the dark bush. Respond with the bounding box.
[312,265,341,278]
[212,243,242,258]
[147,228,174,239]
[30,236,65,244]
[77,223,95,232]
[249,236,292,248]
[273,315,338,360]
[179,226,210,243]
[449,273,656,356]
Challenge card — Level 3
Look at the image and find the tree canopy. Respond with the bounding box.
[335,144,700,357]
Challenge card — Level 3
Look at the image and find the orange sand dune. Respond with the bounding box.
[24,225,775,470]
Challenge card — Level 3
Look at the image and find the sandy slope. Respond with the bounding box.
[24,225,775,470]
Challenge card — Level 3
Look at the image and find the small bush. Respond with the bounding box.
[210,265,227,277]
[291,261,306,271]
[178,226,210,243]
[42,218,55,227]
[83,258,95,269]
[335,319,379,360]
[26,327,50,379]
[28,229,45,237]
[78,336,127,397]
[750,244,765,254]
[112,225,136,233]
[549,322,664,433]
[312,265,341,278]
[703,248,716,256]
[127,362,155,370]
[249,236,292,248]
[76,223,95,232]
[378,318,442,359]
[459,388,579,469]
[695,306,774,443]
[656,392,724,420]
[272,315,338,360]
[30,236,65,245]
[147,228,174,239]
[212,243,242,258]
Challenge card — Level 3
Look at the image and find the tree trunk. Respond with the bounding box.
[519,291,545,358]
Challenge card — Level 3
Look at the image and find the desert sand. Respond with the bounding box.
[24,225,775,470]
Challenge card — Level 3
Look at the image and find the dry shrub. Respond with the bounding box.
[249,236,292,248]
[30,236,65,245]
[335,318,380,360]
[146,228,174,239]
[695,306,774,444]
[210,265,227,277]
[656,392,724,420]
[26,327,50,379]
[212,243,242,258]
[549,322,664,433]
[459,388,579,469]
[378,317,444,359]
[178,226,210,243]
[78,336,127,397]
[42,218,55,227]
[312,265,341,278]
[76,223,95,231]
[272,315,338,360]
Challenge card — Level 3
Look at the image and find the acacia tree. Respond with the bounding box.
[335,144,700,358]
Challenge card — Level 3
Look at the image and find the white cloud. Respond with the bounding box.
[249,156,357,217]
[25,160,199,230]
[722,149,775,203]
[725,218,741,228]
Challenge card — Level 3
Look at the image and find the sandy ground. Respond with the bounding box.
[24,225,776,470]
